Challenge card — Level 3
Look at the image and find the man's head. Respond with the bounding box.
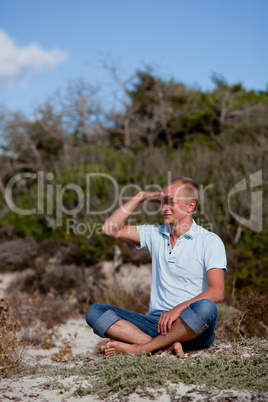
[161,177,200,224]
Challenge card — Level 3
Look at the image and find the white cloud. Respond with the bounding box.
[0,30,69,87]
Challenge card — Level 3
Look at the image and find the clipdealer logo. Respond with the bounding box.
[4,172,162,226]
[4,170,263,235]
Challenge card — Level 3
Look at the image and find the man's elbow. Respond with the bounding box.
[102,223,119,238]
[102,223,108,234]
[102,223,112,236]
[217,288,225,302]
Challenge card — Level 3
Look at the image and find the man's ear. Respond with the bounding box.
[187,200,196,213]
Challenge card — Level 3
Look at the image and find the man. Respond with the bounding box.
[86,177,227,358]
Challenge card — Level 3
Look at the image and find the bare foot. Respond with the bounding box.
[105,341,142,357]
[173,342,185,359]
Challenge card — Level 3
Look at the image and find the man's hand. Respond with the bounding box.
[140,191,166,204]
[157,305,185,335]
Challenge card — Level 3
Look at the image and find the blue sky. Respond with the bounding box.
[0,0,267,117]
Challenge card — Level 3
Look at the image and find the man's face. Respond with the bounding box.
[161,183,193,224]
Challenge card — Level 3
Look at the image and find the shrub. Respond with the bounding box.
[0,299,24,373]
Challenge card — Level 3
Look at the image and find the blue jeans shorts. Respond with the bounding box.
[86,299,218,351]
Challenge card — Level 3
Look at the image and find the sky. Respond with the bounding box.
[0,0,267,117]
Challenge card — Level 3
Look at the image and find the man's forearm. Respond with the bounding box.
[102,192,144,237]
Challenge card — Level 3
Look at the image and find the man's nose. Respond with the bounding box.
[161,203,169,212]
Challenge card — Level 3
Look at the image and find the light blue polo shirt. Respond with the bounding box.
[135,220,227,315]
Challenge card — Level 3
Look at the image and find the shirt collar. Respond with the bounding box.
[159,225,171,237]
[159,220,197,239]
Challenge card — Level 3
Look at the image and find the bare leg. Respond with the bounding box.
[105,319,153,344]
[105,317,195,357]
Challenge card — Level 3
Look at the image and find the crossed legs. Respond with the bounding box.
[86,300,218,358]
[105,316,195,358]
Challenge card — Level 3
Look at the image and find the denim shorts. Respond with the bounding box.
[86,299,218,351]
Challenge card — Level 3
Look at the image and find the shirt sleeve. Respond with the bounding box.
[135,225,155,253]
[203,233,227,272]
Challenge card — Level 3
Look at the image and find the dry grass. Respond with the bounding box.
[51,339,73,362]
[93,283,150,315]
[216,303,243,341]
[216,293,268,341]
[238,292,268,338]
[0,291,79,376]
[6,291,78,348]
[0,299,25,373]
[7,291,77,329]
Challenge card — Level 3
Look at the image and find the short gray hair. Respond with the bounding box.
[163,176,200,211]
